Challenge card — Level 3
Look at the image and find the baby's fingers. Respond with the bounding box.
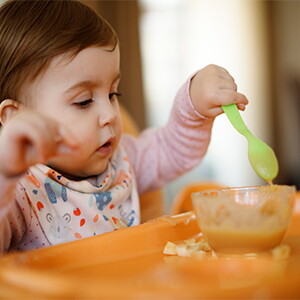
[218,90,249,106]
[20,122,60,164]
[13,117,72,163]
[205,91,248,118]
[0,120,55,176]
[236,103,246,111]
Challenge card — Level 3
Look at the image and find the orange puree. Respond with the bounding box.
[202,227,287,254]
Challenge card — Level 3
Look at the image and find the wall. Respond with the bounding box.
[270,1,300,188]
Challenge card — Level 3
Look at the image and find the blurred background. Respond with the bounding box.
[84,0,300,212]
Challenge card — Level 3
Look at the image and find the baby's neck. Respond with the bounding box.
[46,164,99,182]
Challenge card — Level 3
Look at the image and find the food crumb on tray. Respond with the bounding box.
[163,238,212,258]
[271,244,290,260]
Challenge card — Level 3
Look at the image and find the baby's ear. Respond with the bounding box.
[0,99,23,125]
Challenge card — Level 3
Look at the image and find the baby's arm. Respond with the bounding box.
[122,65,248,194]
[0,111,77,251]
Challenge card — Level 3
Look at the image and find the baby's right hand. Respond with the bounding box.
[189,65,248,118]
[0,111,78,179]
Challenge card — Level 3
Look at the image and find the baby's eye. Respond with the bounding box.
[109,92,122,101]
[74,99,94,109]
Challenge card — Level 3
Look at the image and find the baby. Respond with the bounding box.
[0,0,248,253]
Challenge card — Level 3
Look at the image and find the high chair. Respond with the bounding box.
[120,104,164,222]
[171,181,225,215]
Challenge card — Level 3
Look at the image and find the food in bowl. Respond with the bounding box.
[192,185,295,254]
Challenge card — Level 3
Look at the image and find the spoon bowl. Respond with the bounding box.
[222,104,278,182]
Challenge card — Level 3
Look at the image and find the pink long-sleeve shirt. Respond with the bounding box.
[0,76,213,253]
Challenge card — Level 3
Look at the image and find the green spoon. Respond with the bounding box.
[222,104,279,182]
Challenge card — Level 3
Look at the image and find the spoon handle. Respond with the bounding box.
[222,104,252,138]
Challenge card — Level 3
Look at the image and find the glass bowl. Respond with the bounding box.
[192,185,296,254]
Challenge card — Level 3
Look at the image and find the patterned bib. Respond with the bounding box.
[20,146,140,245]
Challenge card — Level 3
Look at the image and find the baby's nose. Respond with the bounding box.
[98,100,117,127]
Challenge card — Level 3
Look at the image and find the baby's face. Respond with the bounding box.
[22,46,122,179]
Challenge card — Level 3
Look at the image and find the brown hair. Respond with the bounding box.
[0,0,118,103]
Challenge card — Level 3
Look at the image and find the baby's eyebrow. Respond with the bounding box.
[64,73,121,94]
[64,80,98,94]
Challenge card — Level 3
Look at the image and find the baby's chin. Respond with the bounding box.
[47,164,109,181]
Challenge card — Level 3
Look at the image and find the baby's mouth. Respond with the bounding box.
[102,141,111,148]
[96,138,114,156]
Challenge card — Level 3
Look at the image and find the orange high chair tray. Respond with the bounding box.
[0,193,300,299]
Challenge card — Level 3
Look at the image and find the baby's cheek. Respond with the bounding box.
[114,133,121,153]
[115,118,123,140]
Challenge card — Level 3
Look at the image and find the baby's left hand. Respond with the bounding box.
[190,64,248,118]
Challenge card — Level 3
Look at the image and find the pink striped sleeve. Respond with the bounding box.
[121,76,214,194]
